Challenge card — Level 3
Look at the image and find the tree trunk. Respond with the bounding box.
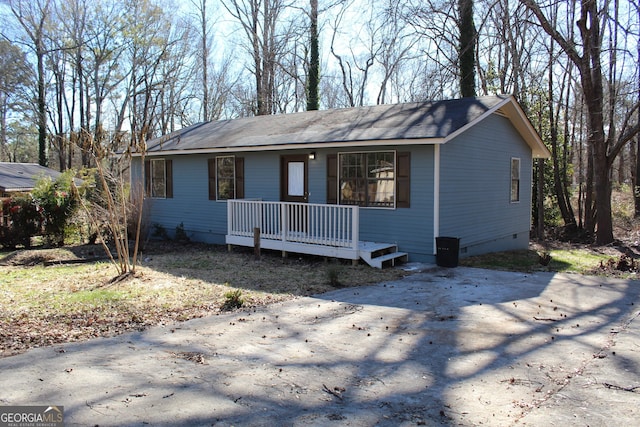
[548,40,576,229]
[457,0,476,97]
[536,158,545,239]
[635,2,640,217]
[199,0,210,121]
[635,138,640,216]
[580,20,612,244]
[54,58,66,171]
[306,0,319,111]
[584,139,595,233]
[36,26,47,166]
[561,78,577,226]
[593,142,613,244]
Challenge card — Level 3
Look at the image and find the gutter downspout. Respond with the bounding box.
[433,144,440,255]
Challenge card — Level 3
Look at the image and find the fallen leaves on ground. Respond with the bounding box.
[0,242,406,357]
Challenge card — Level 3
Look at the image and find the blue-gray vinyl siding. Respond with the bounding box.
[439,114,533,256]
[133,152,284,244]
[348,146,435,262]
[133,113,533,262]
[133,146,436,261]
[309,146,434,262]
[133,155,224,243]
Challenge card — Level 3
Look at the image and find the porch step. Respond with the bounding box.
[359,242,409,269]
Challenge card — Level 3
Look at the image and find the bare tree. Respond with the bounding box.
[522,0,640,244]
[45,41,69,170]
[405,0,460,99]
[329,0,382,107]
[156,23,201,133]
[59,0,90,169]
[222,0,294,115]
[547,37,577,230]
[9,0,52,166]
[476,0,540,96]
[125,1,174,143]
[83,2,129,153]
[374,0,420,104]
[191,0,236,121]
[0,40,32,162]
[192,0,214,121]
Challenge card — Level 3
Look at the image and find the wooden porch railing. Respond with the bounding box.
[227,200,359,252]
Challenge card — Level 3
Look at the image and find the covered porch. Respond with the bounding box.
[225,200,408,268]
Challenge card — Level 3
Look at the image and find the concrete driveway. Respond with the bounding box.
[1,266,639,426]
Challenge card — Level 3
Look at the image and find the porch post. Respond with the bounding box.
[352,205,359,252]
[227,200,233,237]
[281,202,288,258]
[227,200,234,252]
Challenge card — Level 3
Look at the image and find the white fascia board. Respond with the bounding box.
[133,138,446,157]
[442,96,513,143]
[500,99,551,159]
[442,95,550,159]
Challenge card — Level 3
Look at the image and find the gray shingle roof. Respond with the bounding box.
[0,163,67,193]
[144,95,550,158]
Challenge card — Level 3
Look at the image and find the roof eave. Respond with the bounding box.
[503,99,552,159]
[443,95,551,159]
[133,137,447,157]
[1,187,33,192]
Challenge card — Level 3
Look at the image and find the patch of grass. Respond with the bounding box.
[460,247,625,276]
[459,250,539,272]
[63,288,127,305]
[548,249,611,273]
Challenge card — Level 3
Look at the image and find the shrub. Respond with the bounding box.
[327,266,341,287]
[221,289,244,311]
[152,223,169,240]
[32,170,80,246]
[0,195,41,249]
[175,222,190,242]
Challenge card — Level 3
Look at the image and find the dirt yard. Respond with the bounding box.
[0,242,405,358]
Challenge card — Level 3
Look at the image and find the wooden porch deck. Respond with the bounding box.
[225,200,408,268]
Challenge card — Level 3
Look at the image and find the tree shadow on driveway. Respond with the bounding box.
[0,267,638,426]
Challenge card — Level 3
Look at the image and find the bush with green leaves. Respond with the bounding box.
[221,289,244,311]
[0,194,41,249]
[31,170,80,246]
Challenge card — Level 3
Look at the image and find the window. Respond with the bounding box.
[144,159,173,199]
[150,159,166,198]
[208,156,244,200]
[328,152,410,208]
[337,151,395,207]
[511,157,520,202]
[217,156,235,199]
